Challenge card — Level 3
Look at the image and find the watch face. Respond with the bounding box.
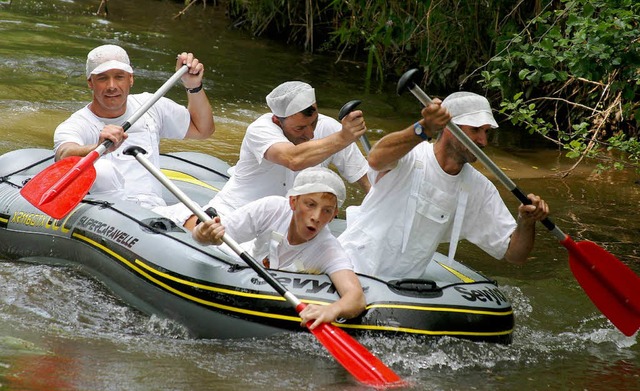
[414,123,428,140]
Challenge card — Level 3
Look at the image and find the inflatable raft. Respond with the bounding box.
[0,148,514,343]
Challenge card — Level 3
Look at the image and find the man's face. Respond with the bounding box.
[275,106,319,145]
[448,124,492,164]
[87,69,133,118]
[288,192,338,245]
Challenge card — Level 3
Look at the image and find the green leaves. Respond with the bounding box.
[485,0,640,173]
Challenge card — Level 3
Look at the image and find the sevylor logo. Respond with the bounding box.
[251,274,336,294]
[454,286,507,306]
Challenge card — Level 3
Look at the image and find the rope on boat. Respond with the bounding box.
[1,154,55,180]
[0,176,24,189]
[159,153,231,180]
[81,199,245,270]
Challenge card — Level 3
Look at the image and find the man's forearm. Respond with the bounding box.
[268,132,354,171]
[368,126,420,172]
[186,90,215,139]
[504,220,536,265]
[55,143,96,161]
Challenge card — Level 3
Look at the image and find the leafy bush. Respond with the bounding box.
[225,0,640,173]
[482,0,640,173]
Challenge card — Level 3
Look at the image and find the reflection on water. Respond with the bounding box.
[0,1,638,390]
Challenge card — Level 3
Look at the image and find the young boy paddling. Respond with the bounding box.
[192,167,366,329]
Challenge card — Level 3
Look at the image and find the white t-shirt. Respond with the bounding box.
[207,113,368,216]
[221,196,353,275]
[338,142,516,279]
[54,93,190,206]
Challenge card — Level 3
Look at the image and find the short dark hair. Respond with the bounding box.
[276,105,317,123]
[300,105,317,117]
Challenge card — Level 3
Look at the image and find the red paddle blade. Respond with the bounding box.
[309,323,404,387]
[20,156,96,219]
[562,236,640,336]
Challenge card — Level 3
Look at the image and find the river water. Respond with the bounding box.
[0,1,638,390]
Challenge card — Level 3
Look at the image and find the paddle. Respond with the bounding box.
[20,65,190,220]
[338,100,371,153]
[397,68,640,337]
[123,146,403,387]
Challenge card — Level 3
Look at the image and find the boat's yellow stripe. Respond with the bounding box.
[366,303,512,317]
[72,232,299,322]
[134,258,284,301]
[134,257,331,307]
[336,322,513,337]
[0,216,8,224]
[161,168,220,192]
[437,261,476,283]
[72,232,513,336]
[136,256,511,317]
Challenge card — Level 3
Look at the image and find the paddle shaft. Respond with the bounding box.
[405,83,565,241]
[127,147,298,306]
[38,65,190,205]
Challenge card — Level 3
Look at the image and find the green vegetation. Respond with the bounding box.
[226,0,507,90]
[484,0,640,174]
[224,0,639,173]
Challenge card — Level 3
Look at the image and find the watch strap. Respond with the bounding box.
[414,122,431,141]
[186,83,203,94]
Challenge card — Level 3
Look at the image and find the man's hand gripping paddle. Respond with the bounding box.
[338,99,371,153]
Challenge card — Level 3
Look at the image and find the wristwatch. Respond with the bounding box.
[413,122,431,141]
[185,83,203,94]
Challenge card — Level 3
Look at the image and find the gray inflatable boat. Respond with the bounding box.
[0,148,514,343]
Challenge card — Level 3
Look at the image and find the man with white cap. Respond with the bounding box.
[182,80,369,226]
[338,92,549,279]
[54,44,214,211]
[193,167,366,329]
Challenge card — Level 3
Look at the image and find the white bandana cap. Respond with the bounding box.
[286,167,346,208]
[266,81,316,117]
[86,44,133,79]
[442,92,498,128]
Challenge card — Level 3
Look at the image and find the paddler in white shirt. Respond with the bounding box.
[192,167,366,329]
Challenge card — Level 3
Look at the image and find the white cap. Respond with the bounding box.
[266,81,316,117]
[286,167,346,208]
[442,92,498,128]
[86,44,133,79]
